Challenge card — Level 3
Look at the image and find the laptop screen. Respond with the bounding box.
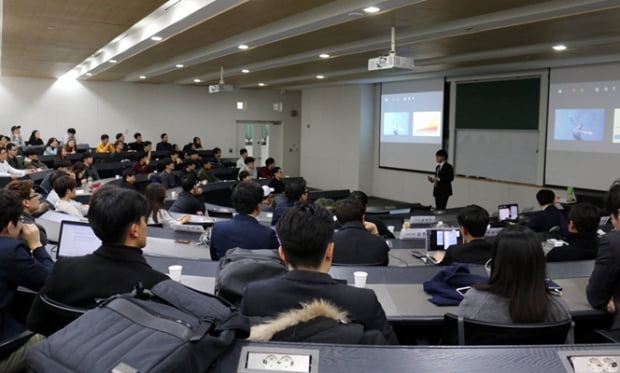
[56,221,101,259]
[498,203,519,221]
[426,228,462,251]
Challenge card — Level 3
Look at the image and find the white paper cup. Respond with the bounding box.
[387,225,395,234]
[168,265,183,281]
[115,174,121,180]
[354,271,368,288]
[170,191,177,199]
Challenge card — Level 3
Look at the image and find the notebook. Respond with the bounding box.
[56,221,101,259]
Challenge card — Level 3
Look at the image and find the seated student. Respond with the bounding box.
[158,158,178,189]
[43,137,59,156]
[63,139,77,154]
[546,203,600,262]
[179,158,197,178]
[527,189,567,235]
[268,167,285,193]
[119,169,137,190]
[128,132,144,153]
[258,157,275,179]
[332,199,389,266]
[132,151,152,174]
[241,203,398,344]
[6,143,25,170]
[236,148,248,169]
[238,170,252,181]
[238,156,257,180]
[27,130,44,146]
[54,146,72,167]
[115,133,128,152]
[27,187,169,336]
[587,184,620,323]
[210,147,224,168]
[71,161,88,187]
[439,205,493,265]
[0,189,52,372]
[197,158,219,183]
[458,225,571,323]
[156,133,173,152]
[169,174,206,215]
[145,184,189,229]
[170,150,184,170]
[53,175,85,217]
[23,149,48,170]
[82,152,100,181]
[6,179,48,245]
[108,140,129,163]
[210,182,279,260]
[349,190,394,238]
[271,179,308,226]
[95,134,114,153]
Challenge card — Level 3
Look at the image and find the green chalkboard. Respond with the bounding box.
[455,78,540,130]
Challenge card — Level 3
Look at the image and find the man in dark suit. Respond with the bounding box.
[349,190,394,238]
[427,149,454,210]
[587,184,620,326]
[526,189,567,235]
[546,203,599,262]
[27,187,168,336]
[169,174,206,215]
[439,205,493,265]
[333,199,389,266]
[241,203,398,344]
[210,181,279,260]
[155,133,173,152]
[271,179,308,226]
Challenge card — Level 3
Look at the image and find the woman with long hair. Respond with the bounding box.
[64,139,77,154]
[28,130,44,146]
[44,137,58,156]
[144,183,190,229]
[458,225,571,323]
[55,146,72,166]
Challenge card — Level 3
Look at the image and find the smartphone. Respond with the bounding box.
[545,278,563,294]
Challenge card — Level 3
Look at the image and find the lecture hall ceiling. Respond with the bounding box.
[2,0,620,89]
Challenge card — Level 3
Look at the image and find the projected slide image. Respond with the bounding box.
[614,109,620,143]
[383,112,410,136]
[554,109,604,141]
[412,111,441,137]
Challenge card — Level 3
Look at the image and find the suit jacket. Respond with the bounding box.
[240,270,398,344]
[210,214,279,260]
[586,231,620,316]
[441,239,493,265]
[0,237,53,340]
[271,198,295,226]
[546,233,598,262]
[156,142,173,152]
[169,190,205,215]
[333,221,389,266]
[433,162,454,198]
[27,244,168,336]
[268,178,285,194]
[526,205,567,235]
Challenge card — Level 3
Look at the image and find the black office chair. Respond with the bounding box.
[36,293,88,336]
[442,313,573,345]
[594,329,620,343]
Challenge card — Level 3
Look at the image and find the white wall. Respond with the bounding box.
[0,76,302,175]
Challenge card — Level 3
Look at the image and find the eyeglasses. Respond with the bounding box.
[28,193,41,200]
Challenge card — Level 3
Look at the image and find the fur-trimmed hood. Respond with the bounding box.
[249,299,350,341]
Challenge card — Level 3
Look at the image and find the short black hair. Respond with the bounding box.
[53,175,77,198]
[232,182,263,214]
[436,149,448,158]
[569,203,600,234]
[115,133,123,140]
[606,184,620,219]
[100,134,109,140]
[349,190,368,206]
[456,204,489,237]
[240,148,247,156]
[536,189,555,205]
[88,187,147,244]
[186,149,198,157]
[180,173,197,192]
[277,203,334,269]
[265,157,275,166]
[143,141,152,147]
[284,179,307,201]
[335,198,364,224]
[122,168,136,181]
[67,128,76,134]
[238,170,251,180]
[183,158,196,168]
[0,189,23,230]
[82,152,93,161]
[160,133,167,139]
[134,132,141,139]
[49,170,69,188]
[244,156,255,165]
[160,157,173,167]
[212,147,221,154]
[6,143,17,151]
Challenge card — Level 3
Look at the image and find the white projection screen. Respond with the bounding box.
[547,63,620,191]
[379,78,445,172]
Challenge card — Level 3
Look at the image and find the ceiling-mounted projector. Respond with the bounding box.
[368,26,414,72]
[209,66,234,94]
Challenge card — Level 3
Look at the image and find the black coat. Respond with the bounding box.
[586,231,620,321]
[169,190,205,215]
[546,233,598,262]
[440,238,493,265]
[333,221,390,266]
[433,162,454,198]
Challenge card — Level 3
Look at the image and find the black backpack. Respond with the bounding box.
[25,280,250,373]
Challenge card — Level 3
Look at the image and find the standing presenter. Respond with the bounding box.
[427,149,454,210]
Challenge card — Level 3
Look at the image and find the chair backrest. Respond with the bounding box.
[443,313,573,345]
[37,293,89,335]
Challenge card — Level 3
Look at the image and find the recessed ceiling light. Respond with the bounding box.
[139,75,146,80]
[176,64,184,68]
[238,44,249,50]
[552,44,567,51]
[193,79,201,83]
[150,36,163,41]
[85,73,93,77]
[363,6,380,13]
[316,75,325,79]
[109,59,117,64]
[319,53,330,59]
[258,82,266,87]
[241,69,250,73]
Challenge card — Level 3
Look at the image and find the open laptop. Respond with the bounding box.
[424,228,463,264]
[498,203,519,222]
[56,221,102,259]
